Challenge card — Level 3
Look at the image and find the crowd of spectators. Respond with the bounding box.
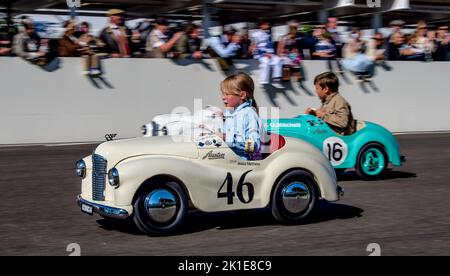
[0,10,449,78]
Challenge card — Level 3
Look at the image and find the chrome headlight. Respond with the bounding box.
[141,125,147,135]
[108,168,120,188]
[76,160,86,178]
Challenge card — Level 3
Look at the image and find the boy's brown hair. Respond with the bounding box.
[314,72,339,93]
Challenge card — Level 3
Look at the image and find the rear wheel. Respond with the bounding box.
[271,170,319,224]
[133,181,188,236]
[356,143,388,180]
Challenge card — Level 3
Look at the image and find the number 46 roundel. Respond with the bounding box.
[218,170,254,205]
[323,137,348,166]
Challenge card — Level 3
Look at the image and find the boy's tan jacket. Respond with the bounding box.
[321,92,356,135]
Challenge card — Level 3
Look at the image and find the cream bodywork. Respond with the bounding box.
[80,135,338,216]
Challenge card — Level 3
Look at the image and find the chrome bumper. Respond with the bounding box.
[76,195,130,219]
[337,186,345,198]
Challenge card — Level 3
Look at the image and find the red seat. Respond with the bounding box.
[269,133,286,153]
[260,133,286,158]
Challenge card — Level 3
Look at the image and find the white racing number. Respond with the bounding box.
[323,137,348,166]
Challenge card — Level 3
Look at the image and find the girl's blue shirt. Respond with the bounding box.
[223,101,261,160]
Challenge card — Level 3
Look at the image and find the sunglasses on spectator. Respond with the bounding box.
[438,27,448,31]
[419,26,428,30]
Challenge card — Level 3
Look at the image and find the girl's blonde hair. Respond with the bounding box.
[220,72,258,113]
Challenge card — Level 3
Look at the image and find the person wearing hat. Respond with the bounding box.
[99,9,134,58]
[146,17,183,58]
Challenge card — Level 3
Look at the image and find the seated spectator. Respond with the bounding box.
[99,9,134,58]
[208,27,241,58]
[78,22,105,75]
[146,17,182,58]
[236,27,252,59]
[433,25,449,61]
[387,32,418,61]
[277,21,302,81]
[207,27,242,71]
[408,21,433,61]
[174,23,203,59]
[58,20,81,57]
[403,34,427,61]
[305,72,356,136]
[342,48,373,78]
[307,24,326,60]
[366,32,391,72]
[13,19,47,65]
[132,20,153,56]
[385,20,405,48]
[345,27,366,58]
[250,18,283,86]
[342,30,373,77]
[313,32,336,60]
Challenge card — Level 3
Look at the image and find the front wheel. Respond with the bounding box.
[133,182,188,236]
[271,170,319,224]
[355,143,388,180]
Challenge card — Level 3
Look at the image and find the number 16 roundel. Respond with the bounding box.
[323,137,348,166]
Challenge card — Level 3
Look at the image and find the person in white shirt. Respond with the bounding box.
[250,18,283,86]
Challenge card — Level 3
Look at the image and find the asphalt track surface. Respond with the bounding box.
[1,133,449,256]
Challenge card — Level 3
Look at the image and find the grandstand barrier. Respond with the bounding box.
[0,57,449,144]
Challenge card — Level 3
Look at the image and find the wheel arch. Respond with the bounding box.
[132,174,191,206]
[351,124,401,167]
[349,133,392,168]
[268,167,321,208]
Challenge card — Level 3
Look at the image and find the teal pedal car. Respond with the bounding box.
[265,115,406,180]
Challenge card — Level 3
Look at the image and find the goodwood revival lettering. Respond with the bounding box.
[203,150,225,160]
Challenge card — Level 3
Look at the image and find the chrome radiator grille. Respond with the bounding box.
[92,154,107,201]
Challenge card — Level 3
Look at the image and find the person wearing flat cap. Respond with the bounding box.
[99,9,135,58]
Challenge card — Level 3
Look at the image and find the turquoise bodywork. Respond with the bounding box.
[264,115,402,169]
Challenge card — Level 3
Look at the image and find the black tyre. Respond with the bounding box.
[355,143,388,180]
[133,181,188,236]
[271,170,319,224]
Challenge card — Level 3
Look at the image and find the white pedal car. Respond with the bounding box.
[141,106,224,138]
[76,132,343,236]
